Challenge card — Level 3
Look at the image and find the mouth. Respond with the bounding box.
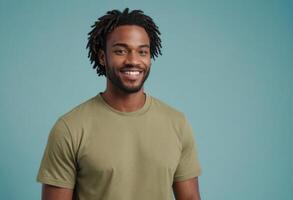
[120,69,144,80]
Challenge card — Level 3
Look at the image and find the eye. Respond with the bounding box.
[139,50,149,56]
[114,49,127,55]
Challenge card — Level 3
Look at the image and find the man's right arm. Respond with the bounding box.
[42,184,73,200]
[38,119,76,200]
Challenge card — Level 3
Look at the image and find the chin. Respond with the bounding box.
[120,86,143,94]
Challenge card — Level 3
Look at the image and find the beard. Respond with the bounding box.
[105,64,151,94]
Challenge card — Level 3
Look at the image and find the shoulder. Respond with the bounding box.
[149,96,194,144]
[150,95,187,124]
[51,95,100,137]
[57,94,103,127]
[48,95,101,152]
[61,95,99,121]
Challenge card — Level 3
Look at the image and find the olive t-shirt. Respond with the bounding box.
[37,93,202,200]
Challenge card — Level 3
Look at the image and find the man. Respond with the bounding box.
[37,8,202,200]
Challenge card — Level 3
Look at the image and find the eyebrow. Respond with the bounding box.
[112,43,150,49]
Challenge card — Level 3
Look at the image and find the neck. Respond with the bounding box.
[101,84,146,112]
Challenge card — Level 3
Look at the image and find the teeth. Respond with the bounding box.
[124,71,140,75]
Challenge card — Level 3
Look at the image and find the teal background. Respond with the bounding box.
[0,0,292,199]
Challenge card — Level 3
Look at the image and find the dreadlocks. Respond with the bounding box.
[86,8,162,76]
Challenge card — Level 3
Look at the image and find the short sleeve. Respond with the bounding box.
[37,118,77,189]
[173,118,202,182]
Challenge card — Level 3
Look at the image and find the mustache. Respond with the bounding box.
[120,64,144,71]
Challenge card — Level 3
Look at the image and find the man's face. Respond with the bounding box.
[101,25,151,94]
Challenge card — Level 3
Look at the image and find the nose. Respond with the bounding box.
[125,51,140,66]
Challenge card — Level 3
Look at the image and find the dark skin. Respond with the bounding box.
[98,25,151,112]
[42,25,201,200]
[173,177,201,200]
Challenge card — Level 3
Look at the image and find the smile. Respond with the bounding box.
[123,71,140,75]
[119,69,143,81]
[120,69,143,77]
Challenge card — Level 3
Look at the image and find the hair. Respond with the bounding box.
[86,8,162,76]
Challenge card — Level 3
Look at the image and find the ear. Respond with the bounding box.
[98,50,106,66]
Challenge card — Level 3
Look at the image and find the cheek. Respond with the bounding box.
[141,55,151,65]
[143,59,151,68]
[106,55,124,67]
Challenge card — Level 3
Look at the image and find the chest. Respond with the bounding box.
[77,118,182,178]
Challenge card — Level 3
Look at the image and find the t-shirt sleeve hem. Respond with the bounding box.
[173,169,202,182]
[37,175,75,189]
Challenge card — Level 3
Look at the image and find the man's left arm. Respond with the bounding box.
[173,116,202,200]
[172,177,201,200]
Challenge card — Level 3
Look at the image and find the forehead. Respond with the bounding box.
[106,25,150,47]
